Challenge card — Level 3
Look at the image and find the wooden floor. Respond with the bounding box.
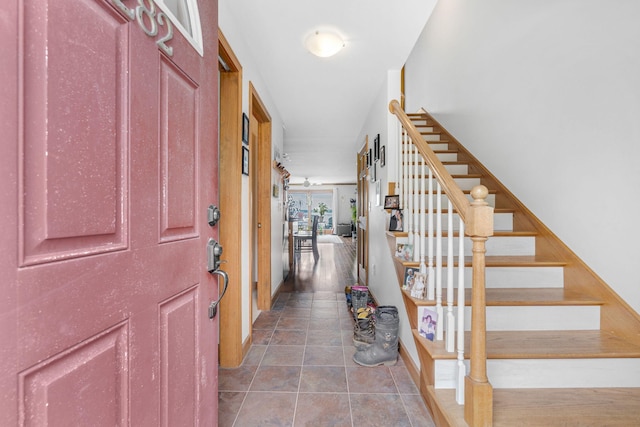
[281,235,357,293]
[433,387,640,427]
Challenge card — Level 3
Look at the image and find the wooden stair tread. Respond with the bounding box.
[407,173,482,179]
[430,386,640,427]
[418,330,640,360]
[386,207,515,215]
[406,188,498,195]
[393,254,568,267]
[404,288,603,307]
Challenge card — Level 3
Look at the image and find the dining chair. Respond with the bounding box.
[296,215,319,262]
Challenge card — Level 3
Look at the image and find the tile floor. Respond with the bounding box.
[218,239,435,426]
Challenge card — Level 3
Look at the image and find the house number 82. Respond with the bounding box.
[111,0,174,56]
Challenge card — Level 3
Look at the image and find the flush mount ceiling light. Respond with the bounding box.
[304,31,345,58]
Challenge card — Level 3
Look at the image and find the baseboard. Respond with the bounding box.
[271,279,284,305]
[242,333,252,362]
[398,339,420,390]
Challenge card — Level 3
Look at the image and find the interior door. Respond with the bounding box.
[357,142,369,285]
[0,0,219,425]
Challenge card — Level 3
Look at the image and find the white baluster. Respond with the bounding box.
[407,141,413,245]
[401,130,407,210]
[436,182,443,341]
[419,158,426,274]
[427,168,435,300]
[395,125,405,209]
[456,219,466,404]
[413,144,420,262]
[446,199,455,352]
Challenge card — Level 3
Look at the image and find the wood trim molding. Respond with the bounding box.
[248,82,273,311]
[217,29,244,367]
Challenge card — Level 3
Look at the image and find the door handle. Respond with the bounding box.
[207,238,224,273]
[208,269,229,319]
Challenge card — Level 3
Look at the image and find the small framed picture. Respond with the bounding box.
[242,113,249,145]
[373,134,380,161]
[418,307,438,340]
[389,209,403,231]
[403,266,420,290]
[242,146,249,176]
[380,145,386,167]
[384,195,399,209]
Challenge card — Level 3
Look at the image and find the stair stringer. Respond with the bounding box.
[386,111,640,426]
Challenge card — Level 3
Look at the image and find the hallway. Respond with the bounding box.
[218,237,435,426]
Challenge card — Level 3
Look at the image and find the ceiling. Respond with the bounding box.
[219,1,436,185]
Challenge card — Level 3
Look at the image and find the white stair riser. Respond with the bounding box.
[435,359,469,389]
[405,177,480,189]
[434,358,640,389]
[463,266,565,288]
[423,134,441,141]
[411,235,535,257]
[409,193,495,208]
[439,306,600,332]
[487,359,640,388]
[436,152,458,162]
[405,194,496,207]
[404,212,513,231]
[426,142,448,150]
[396,264,565,288]
[444,164,468,175]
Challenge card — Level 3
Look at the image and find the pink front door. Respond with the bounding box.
[0,0,219,425]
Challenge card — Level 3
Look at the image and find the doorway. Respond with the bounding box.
[357,140,370,286]
[248,83,273,311]
[218,30,245,367]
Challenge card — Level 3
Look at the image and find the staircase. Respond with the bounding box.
[387,101,640,426]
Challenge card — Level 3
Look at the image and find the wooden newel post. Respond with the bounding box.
[464,185,494,427]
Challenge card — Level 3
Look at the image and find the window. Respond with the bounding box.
[156,0,203,56]
[288,190,333,233]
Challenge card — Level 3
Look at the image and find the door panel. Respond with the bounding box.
[0,0,219,425]
[21,0,129,265]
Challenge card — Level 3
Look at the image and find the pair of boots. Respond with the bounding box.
[352,305,399,367]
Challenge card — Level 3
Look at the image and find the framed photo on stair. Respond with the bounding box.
[384,195,399,209]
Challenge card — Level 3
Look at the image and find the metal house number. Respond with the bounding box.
[111,0,174,56]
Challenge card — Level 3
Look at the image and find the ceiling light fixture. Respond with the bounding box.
[304,31,344,58]
[303,178,311,187]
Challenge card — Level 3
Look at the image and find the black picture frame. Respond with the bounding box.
[380,145,386,167]
[242,113,249,145]
[374,134,380,161]
[242,146,249,175]
[384,195,399,209]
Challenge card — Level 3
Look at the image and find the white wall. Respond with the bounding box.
[404,0,640,313]
[219,3,287,339]
[357,70,421,364]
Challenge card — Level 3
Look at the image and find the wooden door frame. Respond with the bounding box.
[248,83,272,311]
[357,139,369,286]
[218,30,244,367]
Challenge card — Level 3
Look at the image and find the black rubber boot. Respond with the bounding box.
[353,307,375,350]
[353,306,399,366]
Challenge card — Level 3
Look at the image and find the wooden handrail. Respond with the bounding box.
[389,100,471,222]
[389,100,495,426]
